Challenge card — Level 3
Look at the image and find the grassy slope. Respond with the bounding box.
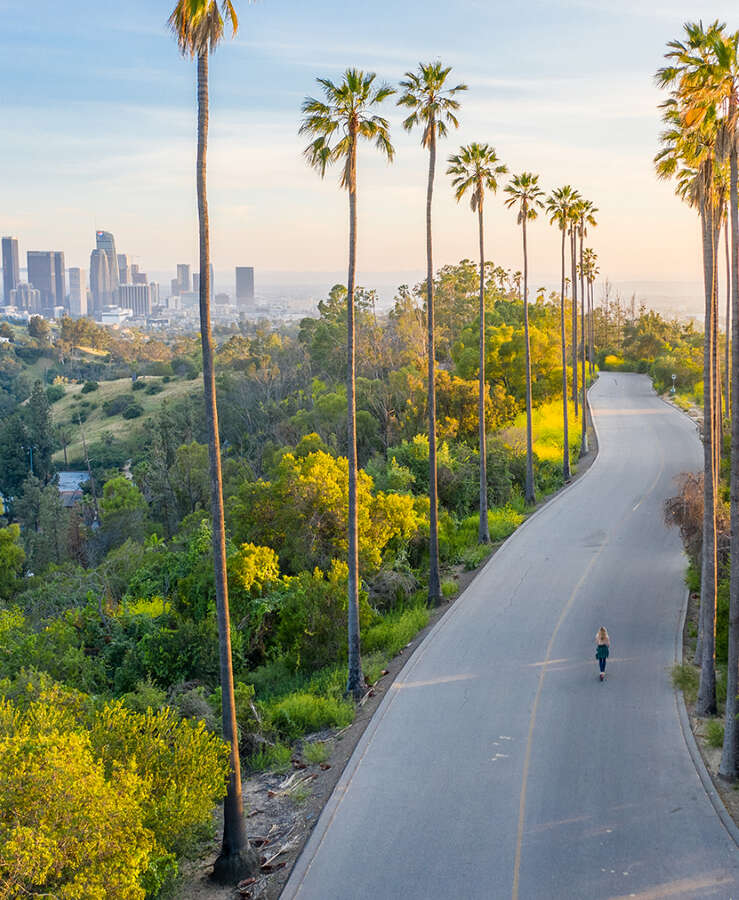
[52,376,199,465]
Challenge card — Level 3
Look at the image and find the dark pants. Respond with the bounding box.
[599,657,607,673]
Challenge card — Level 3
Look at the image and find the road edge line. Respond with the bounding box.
[674,588,739,847]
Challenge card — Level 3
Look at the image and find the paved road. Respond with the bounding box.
[283,373,739,900]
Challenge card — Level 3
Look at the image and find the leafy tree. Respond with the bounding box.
[25,381,54,484]
[0,416,29,505]
[447,142,508,541]
[301,68,395,698]
[15,477,69,575]
[398,60,466,604]
[504,173,545,504]
[0,525,25,601]
[169,0,256,880]
[27,315,51,343]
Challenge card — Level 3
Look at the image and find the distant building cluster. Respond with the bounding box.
[1,229,262,330]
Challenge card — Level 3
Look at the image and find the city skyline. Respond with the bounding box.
[3,0,739,294]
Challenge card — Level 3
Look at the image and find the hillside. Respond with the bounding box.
[51,375,199,465]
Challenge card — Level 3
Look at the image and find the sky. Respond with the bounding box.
[2,0,739,301]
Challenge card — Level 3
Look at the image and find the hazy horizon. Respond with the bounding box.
[3,0,739,295]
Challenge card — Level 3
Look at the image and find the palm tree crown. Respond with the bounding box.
[397,61,467,144]
[169,0,238,55]
[546,185,581,232]
[504,172,545,221]
[447,143,508,208]
[300,70,395,186]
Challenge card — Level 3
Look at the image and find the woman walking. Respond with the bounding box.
[595,626,610,681]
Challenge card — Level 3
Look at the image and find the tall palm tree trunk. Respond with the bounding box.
[721,103,739,779]
[477,196,490,543]
[697,188,718,717]
[346,134,363,700]
[197,52,257,883]
[579,231,589,456]
[559,228,571,482]
[522,216,535,505]
[725,219,731,420]
[571,229,579,418]
[589,279,595,379]
[426,128,442,604]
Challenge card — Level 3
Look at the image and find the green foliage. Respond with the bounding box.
[460,544,493,570]
[272,561,373,673]
[81,379,99,393]
[303,739,331,764]
[264,692,353,740]
[246,741,292,773]
[362,603,429,657]
[706,719,724,749]
[46,383,65,403]
[0,525,25,601]
[672,663,699,704]
[101,476,146,517]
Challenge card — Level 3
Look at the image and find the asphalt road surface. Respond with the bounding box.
[282,373,739,900]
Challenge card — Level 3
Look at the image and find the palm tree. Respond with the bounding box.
[568,200,581,417]
[546,186,580,483]
[169,0,258,882]
[577,200,598,455]
[447,143,508,542]
[657,22,725,718]
[583,248,600,379]
[301,69,395,697]
[398,61,466,604]
[504,172,545,505]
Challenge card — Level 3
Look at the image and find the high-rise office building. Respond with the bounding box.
[177,264,191,293]
[149,282,160,307]
[2,237,20,305]
[130,263,148,285]
[118,283,151,317]
[10,283,41,312]
[117,254,130,284]
[26,251,57,308]
[53,252,65,307]
[236,267,255,304]
[90,248,112,316]
[95,231,119,290]
[68,268,87,317]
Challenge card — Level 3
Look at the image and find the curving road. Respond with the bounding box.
[282,373,739,900]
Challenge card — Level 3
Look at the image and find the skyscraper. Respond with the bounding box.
[68,268,87,317]
[10,283,41,312]
[117,254,130,285]
[177,264,191,293]
[90,248,112,316]
[95,231,119,290]
[27,251,57,308]
[53,252,65,307]
[118,283,151,317]
[236,267,255,304]
[2,237,20,305]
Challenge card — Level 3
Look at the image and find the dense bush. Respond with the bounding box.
[81,379,99,393]
[0,677,229,898]
[45,384,65,403]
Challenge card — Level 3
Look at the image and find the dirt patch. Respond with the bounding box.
[179,417,599,899]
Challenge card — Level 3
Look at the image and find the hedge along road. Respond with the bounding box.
[282,372,739,900]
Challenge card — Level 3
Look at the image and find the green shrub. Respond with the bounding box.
[706,719,724,749]
[146,383,164,395]
[121,679,167,714]
[362,604,429,657]
[132,379,147,391]
[81,380,99,393]
[122,402,144,419]
[461,544,492,571]
[672,663,699,704]
[264,692,353,740]
[441,579,458,597]
[362,651,389,685]
[246,741,292,773]
[46,384,65,403]
[303,739,331,765]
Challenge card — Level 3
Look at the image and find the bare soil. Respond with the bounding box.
[180,424,599,899]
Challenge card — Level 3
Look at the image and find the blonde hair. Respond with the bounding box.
[597,626,608,642]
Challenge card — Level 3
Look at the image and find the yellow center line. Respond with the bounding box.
[511,414,666,900]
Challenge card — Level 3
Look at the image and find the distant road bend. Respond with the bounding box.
[283,372,739,900]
